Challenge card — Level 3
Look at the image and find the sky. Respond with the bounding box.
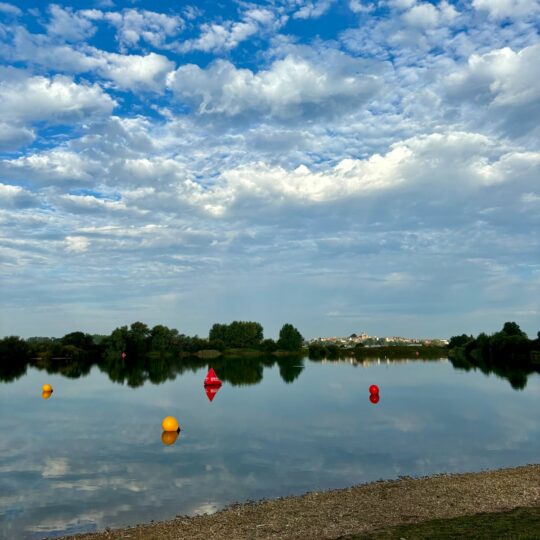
[0,0,539,340]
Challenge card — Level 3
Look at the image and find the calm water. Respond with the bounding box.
[1,357,539,539]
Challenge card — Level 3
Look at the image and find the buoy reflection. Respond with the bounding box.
[161,430,180,446]
[42,390,53,400]
[369,393,380,404]
[205,384,221,402]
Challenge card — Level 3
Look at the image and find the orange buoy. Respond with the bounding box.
[161,416,180,432]
[42,383,53,393]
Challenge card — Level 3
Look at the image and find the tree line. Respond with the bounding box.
[0,320,305,383]
[448,322,540,390]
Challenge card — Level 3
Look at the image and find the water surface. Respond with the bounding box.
[1,357,539,539]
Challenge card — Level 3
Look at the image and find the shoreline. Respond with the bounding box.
[56,464,540,540]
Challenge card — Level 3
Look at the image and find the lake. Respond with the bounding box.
[1,356,539,539]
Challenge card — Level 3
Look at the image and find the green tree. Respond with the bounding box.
[129,322,150,348]
[61,332,94,350]
[209,323,228,343]
[501,322,527,338]
[0,336,30,382]
[106,325,129,352]
[448,334,472,349]
[260,338,278,352]
[150,325,178,352]
[209,321,263,348]
[277,323,303,351]
[0,336,30,361]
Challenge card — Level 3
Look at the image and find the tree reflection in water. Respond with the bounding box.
[0,348,537,390]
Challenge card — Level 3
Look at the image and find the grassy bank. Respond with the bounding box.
[347,506,540,539]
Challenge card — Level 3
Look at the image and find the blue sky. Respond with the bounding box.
[0,0,539,340]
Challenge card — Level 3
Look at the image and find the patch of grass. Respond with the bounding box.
[344,506,540,539]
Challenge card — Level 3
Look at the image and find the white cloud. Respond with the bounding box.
[340,0,464,66]
[4,150,96,184]
[0,73,115,124]
[183,6,202,21]
[0,27,103,73]
[0,2,21,16]
[445,44,540,136]
[349,0,375,13]
[0,28,174,92]
[402,3,439,28]
[293,0,335,20]
[402,1,458,28]
[57,194,127,214]
[83,8,184,50]
[46,4,97,42]
[0,183,38,208]
[97,51,175,91]
[387,0,417,9]
[0,122,35,150]
[521,192,540,203]
[178,8,284,53]
[167,53,384,118]
[472,0,540,20]
[182,131,540,215]
[446,44,540,107]
[65,236,90,252]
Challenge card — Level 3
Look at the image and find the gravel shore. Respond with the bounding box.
[57,464,539,540]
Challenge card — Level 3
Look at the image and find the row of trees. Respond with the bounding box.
[448,322,540,390]
[448,322,539,362]
[0,321,305,383]
[209,322,303,351]
[103,320,303,356]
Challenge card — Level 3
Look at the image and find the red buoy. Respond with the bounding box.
[369,384,379,395]
[204,367,222,387]
[121,351,126,360]
[369,393,380,404]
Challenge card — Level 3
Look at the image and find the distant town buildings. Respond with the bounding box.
[309,332,449,347]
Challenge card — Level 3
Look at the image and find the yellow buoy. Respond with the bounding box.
[161,430,180,446]
[161,416,180,432]
[42,384,53,393]
[42,390,53,400]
